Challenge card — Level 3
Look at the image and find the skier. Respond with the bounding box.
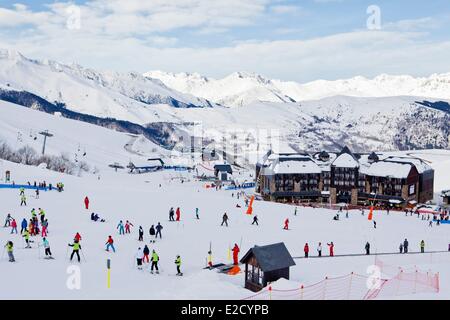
[169,207,175,221]
[232,243,240,265]
[68,240,81,262]
[283,218,289,230]
[117,220,125,235]
[373,221,377,229]
[399,243,403,254]
[176,207,181,221]
[149,225,156,241]
[252,215,259,225]
[346,211,349,218]
[420,240,425,253]
[39,208,45,223]
[4,214,12,227]
[143,245,150,263]
[42,237,52,258]
[4,241,15,262]
[317,242,322,257]
[125,220,134,234]
[155,222,163,239]
[19,187,25,196]
[221,213,229,227]
[327,242,334,257]
[365,242,370,255]
[135,247,144,270]
[403,238,409,253]
[20,194,27,206]
[74,232,82,242]
[105,235,116,252]
[195,207,199,219]
[23,229,31,248]
[175,255,182,276]
[20,218,27,234]
[138,226,144,241]
[294,207,297,216]
[304,243,309,258]
[35,189,39,199]
[151,249,159,274]
[10,219,17,234]
[84,196,89,210]
[428,220,433,227]
[41,220,48,237]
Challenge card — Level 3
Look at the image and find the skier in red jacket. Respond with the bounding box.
[327,242,334,257]
[232,243,240,265]
[176,207,181,221]
[84,196,89,210]
[283,218,289,230]
[304,243,309,258]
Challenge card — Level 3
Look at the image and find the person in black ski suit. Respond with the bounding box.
[155,223,163,239]
[138,226,144,242]
[403,238,409,253]
[252,215,259,225]
[221,213,229,227]
[365,242,370,255]
[169,208,175,221]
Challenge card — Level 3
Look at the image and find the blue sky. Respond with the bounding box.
[0,0,449,82]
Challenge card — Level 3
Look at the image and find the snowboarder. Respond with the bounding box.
[151,249,159,274]
[84,196,89,210]
[175,255,182,275]
[155,223,163,239]
[5,241,15,262]
[176,207,181,221]
[105,236,115,252]
[399,243,403,253]
[283,218,289,230]
[138,226,144,241]
[420,240,425,253]
[4,214,12,227]
[317,242,322,257]
[327,242,334,256]
[68,240,81,262]
[232,243,240,265]
[252,215,259,225]
[143,245,150,263]
[135,247,144,270]
[10,219,17,234]
[169,207,175,221]
[403,238,409,253]
[195,207,199,219]
[117,220,125,235]
[42,237,52,258]
[74,232,82,242]
[365,242,370,255]
[20,194,27,206]
[221,213,229,227]
[125,220,134,234]
[23,229,31,248]
[304,243,309,258]
[20,218,27,234]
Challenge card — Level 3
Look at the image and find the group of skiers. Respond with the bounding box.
[303,242,334,257]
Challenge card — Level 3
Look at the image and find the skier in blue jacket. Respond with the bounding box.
[20,218,27,234]
[117,220,125,235]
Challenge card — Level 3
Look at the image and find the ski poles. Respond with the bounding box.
[80,249,87,262]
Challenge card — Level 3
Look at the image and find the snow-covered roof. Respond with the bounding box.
[382,156,432,174]
[332,153,359,168]
[364,161,414,179]
[273,159,321,174]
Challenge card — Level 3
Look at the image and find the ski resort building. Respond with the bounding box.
[256,147,434,206]
[441,190,450,206]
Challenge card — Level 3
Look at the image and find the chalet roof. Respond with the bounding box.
[382,156,432,174]
[319,150,330,159]
[364,161,415,179]
[368,152,379,161]
[273,159,321,174]
[214,164,233,173]
[332,146,359,168]
[240,242,296,272]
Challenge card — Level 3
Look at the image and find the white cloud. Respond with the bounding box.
[270,5,302,15]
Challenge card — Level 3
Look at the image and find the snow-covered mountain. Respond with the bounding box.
[0,49,215,124]
[145,70,450,107]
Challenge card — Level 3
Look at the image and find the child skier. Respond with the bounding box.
[10,219,17,234]
[151,250,159,274]
[20,194,27,206]
[175,255,182,275]
[117,220,125,235]
[68,240,81,262]
[125,220,134,234]
[5,241,15,262]
[42,237,52,258]
[105,236,115,252]
[23,229,31,248]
